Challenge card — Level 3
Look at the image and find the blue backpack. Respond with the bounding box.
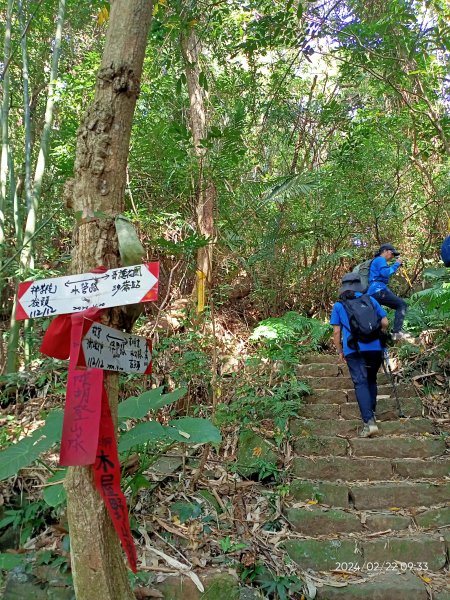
[441,235,450,267]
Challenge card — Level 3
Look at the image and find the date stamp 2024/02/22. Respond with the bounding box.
[334,561,429,572]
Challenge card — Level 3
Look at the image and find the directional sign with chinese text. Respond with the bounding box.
[81,321,152,374]
[16,262,159,320]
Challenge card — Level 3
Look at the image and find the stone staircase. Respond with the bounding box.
[283,354,450,599]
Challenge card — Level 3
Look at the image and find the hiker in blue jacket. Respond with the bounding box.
[367,243,412,341]
[330,273,389,438]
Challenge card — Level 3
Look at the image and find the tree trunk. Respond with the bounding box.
[0,0,13,280]
[181,27,215,287]
[64,2,153,598]
[20,0,66,270]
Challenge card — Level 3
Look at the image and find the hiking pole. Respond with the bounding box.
[382,348,406,418]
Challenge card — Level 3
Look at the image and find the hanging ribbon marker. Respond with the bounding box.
[197,270,206,313]
[94,383,137,572]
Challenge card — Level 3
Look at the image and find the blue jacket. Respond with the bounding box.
[330,293,387,356]
[367,256,401,294]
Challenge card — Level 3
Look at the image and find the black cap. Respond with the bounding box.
[379,243,400,256]
[339,273,363,294]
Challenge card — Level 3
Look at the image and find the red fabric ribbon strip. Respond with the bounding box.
[94,386,137,572]
[40,299,137,570]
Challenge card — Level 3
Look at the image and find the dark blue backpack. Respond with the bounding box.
[340,294,382,350]
[441,235,450,267]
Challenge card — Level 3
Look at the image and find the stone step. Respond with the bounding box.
[291,456,450,481]
[314,572,429,599]
[294,436,348,456]
[290,417,434,437]
[290,480,450,509]
[290,480,349,507]
[414,506,450,529]
[346,383,416,401]
[304,374,390,390]
[350,481,450,509]
[284,533,447,571]
[307,386,417,405]
[350,436,446,458]
[340,397,422,420]
[306,390,348,404]
[285,506,411,535]
[393,458,450,479]
[300,397,422,419]
[297,363,342,377]
[302,355,341,364]
[292,456,393,481]
[293,434,445,458]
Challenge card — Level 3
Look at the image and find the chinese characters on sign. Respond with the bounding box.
[16,263,159,320]
[81,322,152,374]
[94,390,137,572]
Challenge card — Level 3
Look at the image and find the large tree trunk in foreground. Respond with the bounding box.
[64,2,152,599]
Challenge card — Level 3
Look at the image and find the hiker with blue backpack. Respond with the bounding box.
[330,273,389,438]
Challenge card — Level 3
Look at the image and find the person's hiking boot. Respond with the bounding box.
[392,331,414,342]
[359,419,379,438]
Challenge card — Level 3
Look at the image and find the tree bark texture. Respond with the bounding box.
[181,28,215,285]
[65,2,152,599]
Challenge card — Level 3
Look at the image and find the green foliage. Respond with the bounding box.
[250,312,332,362]
[0,553,24,571]
[240,563,303,600]
[0,388,220,482]
[218,536,249,554]
[0,499,50,546]
[216,376,310,427]
[0,410,63,481]
[407,268,450,352]
[170,501,202,523]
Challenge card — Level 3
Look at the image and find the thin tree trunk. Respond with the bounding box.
[64,2,153,598]
[0,0,13,277]
[181,27,215,287]
[19,0,66,270]
[19,0,32,213]
[6,0,33,372]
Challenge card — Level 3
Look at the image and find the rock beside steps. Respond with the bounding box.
[283,354,450,598]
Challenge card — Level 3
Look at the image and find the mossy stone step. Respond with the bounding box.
[290,480,349,507]
[350,481,450,509]
[291,456,449,481]
[346,383,416,401]
[285,506,411,535]
[156,572,239,600]
[302,355,341,364]
[302,376,356,390]
[350,436,445,458]
[307,390,348,404]
[297,363,341,377]
[291,456,393,481]
[393,458,450,479]
[315,572,428,599]
[303,374,390,390]
[284,534,446,571]
[290,418,434,437]
[299,403,341,419]
[341,397,422,419]
[415,506,450,529]
[293,436,348,456]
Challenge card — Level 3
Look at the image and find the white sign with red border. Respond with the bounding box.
[16,263,159,320]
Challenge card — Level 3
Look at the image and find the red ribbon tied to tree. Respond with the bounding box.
[40,303,137,571]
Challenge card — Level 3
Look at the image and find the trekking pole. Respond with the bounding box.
[382,348,406,418]
[400,267,413,290]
